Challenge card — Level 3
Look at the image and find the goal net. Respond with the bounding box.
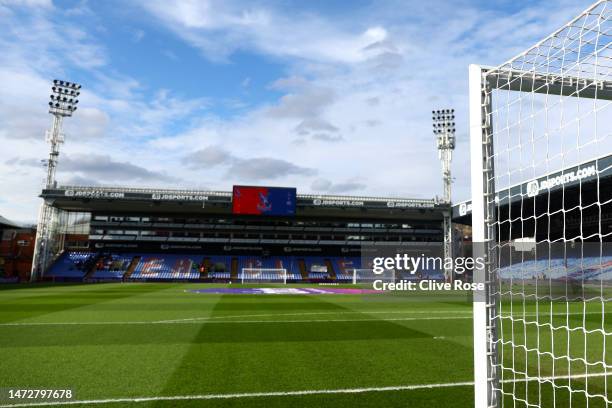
[240,268,287,284]
[470,2,611,407]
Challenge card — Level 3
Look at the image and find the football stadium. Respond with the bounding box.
[0,1,611,408]
[36,186,446,283]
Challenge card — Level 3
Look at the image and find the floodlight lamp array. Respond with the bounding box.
[48,79,81,116]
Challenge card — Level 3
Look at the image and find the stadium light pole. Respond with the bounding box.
[44,80,80,187]
[432,109,456,283]
[433,109,455,203]
[30,80,81,282]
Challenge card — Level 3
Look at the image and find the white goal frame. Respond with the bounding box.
[348,268,396,284]
[240,268,287,284]
[350,268,373,285]
[470,2,611,407]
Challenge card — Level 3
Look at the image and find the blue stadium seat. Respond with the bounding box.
[47,251,96,279]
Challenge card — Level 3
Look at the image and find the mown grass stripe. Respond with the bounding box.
[0,315,472,326]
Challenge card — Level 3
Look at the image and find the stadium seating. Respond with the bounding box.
[235,256,305,281]
[333,257,362,281]
[90,254,136,279]
[275,256,301,280]
[304,257,330,280]
[131,254,200,280]
[46,251,96,280]
[498,256,612,281]
[47,250,612,284]
[206,256,231,279]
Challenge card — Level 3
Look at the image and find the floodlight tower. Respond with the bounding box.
[31,80,81,281]
[432,109,455,282]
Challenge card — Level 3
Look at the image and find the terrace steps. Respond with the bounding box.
[230,257,238,281]
[298,259,308,280]
[84,254,103,280]
[123,256,141,279]
[325,259,336,280]
[200,257,211,279]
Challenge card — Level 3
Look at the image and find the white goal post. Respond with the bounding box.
[470,2,611,408]
[348,268,396,285]
[240,268,287,284]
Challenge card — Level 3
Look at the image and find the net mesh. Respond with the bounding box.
[479,1,611,406]
[240,268,288,283]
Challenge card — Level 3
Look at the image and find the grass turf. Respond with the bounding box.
[0,283,609,407]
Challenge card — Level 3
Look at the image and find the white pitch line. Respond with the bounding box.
[0,310,599,327]
[162,309,602,323]
[157,316,473,324]
[1,373,610,408]
[156,310,473,323]
[0,381,474,407]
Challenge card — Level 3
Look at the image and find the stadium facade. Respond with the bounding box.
[452,153,612,242]
[0,216,34,281]
[29,152,612,284]
[38,185,449,282]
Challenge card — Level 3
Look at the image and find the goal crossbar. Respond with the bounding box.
[482,66,612,101]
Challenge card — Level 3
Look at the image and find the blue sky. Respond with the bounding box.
[0,0,592,222]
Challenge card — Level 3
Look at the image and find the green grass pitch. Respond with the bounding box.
[0,283,609,407]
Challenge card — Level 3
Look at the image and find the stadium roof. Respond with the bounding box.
[41,186,448,221]
[0,215,22,229]
[452,153,612,224]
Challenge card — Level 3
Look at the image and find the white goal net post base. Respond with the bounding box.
[240,268,287,284]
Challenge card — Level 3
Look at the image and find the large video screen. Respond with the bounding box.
[232,186,296,216]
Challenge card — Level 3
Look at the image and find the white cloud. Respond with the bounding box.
[266,86,336,119]
[185,146,316,181]
[295,118,339,136]
[0,3,210,221]
[137,0,395,64]
[136,0,602,204]
[311,178,366,194]
[0,0,52,9]
[227,158,315,180]
[185,146,234,167]
[1,0,607,224]
[132,29,145,43]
